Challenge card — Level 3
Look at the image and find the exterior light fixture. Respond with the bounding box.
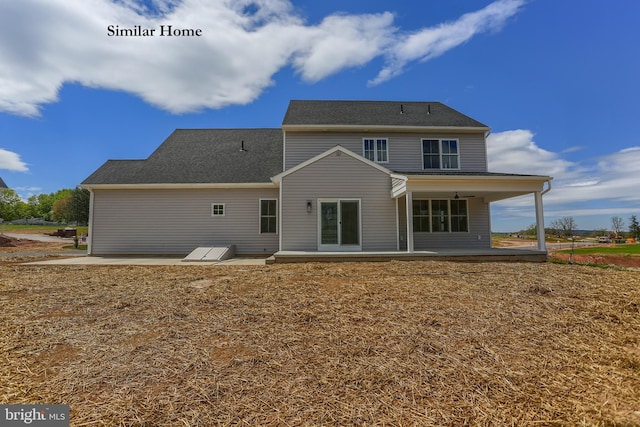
[306,201,312,213]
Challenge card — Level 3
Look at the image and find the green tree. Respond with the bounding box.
[0,189,23,221]
[520,223,537,236]
[68,188,90,224]
[52,193,72,222]
[629,215,640,240]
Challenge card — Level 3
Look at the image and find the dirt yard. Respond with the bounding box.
[1,256,639,425]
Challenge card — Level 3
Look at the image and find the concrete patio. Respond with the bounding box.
[268,247,548,263]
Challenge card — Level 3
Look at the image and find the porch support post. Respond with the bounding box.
[534,191,546,252]
[406,191,414,253]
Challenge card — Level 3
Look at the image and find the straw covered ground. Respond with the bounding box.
[1,261,639,426]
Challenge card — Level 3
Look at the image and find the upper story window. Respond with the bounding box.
[363,138,388,163]
[422,139,459,170]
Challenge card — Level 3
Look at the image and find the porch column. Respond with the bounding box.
[406,191,414,253]
[535,191,547,252]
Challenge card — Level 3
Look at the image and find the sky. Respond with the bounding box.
[0,0,639,232]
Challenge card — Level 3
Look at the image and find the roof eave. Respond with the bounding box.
[282,124,490,133]
[81,182,277,190]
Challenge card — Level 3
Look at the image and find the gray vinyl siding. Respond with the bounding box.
[281,152,396,251]
[398,196,491,250]
[285,131,487,172]
[90,188,279,255]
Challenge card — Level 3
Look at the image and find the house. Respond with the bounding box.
[81,100,552,260]
[0,176,7,189]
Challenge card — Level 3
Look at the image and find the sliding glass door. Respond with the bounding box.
[318,199,361,250]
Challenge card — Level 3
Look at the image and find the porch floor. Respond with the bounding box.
[268,247,547,264]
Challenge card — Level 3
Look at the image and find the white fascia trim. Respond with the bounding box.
[282,124,491,133]
[81,182,277,190]
[406,174,552,182]
[271,145,392,184]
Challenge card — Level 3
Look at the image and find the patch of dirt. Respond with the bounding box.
[550,252,640,269]
[0,235,66,251]
[1,261,639,426]
[0,235,17,247]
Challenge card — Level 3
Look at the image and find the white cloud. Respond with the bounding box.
[0,148,29,172]
[369,0,525,85]
[487,130,640,228]
[292,12,395,82]
[0,0,523,116]
[487,129,578,179]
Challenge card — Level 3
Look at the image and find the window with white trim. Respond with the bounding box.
[211,203,225,216]
[450,199,469,232]
[363,138,388,163]
[260,199,277,234]
[412,200,430,232]
[412,199,468,233]
[422,139,459,170]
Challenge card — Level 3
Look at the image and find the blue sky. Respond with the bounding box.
[1,0,639,232]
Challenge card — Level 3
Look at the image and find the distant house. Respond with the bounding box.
[0,176,7,189]
[81,100,552,258]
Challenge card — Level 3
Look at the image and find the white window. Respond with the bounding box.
[211,203,225,216]
[412,199,468,233]
[363,138,388,163]
[260,199,277,234]
[422,139,459,170]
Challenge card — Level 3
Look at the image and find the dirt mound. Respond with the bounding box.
[0,235,17,247]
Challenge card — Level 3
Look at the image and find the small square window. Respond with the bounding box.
[211,203,225,216]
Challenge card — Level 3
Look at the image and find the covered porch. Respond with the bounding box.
[391,172,552,253]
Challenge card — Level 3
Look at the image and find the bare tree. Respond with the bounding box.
[550,217,577,238]
[611,216,625,237]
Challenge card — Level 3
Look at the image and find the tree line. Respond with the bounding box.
[0,188,90,224]
[519,215,640,240]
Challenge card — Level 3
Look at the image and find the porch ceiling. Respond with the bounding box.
[391,174,552,202]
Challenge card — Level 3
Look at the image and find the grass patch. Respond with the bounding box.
[548,256,624,270]
[556,243,640,255]
[62,244,88,251]
[1,224,89,235]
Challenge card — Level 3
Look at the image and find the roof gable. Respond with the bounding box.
[282,100,488,129]
[272,145,392,184]
[0,176,7,189]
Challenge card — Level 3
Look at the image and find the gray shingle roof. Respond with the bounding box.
[82,129,283,185]
[0,176,7,188]
[282,100,489,128]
